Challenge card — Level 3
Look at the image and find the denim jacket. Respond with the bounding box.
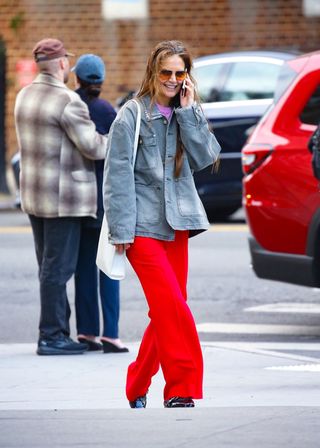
[103,95,221,243]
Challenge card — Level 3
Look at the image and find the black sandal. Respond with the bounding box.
[101,340,129,353]
[78,337,102,351]
[164,397,195,408]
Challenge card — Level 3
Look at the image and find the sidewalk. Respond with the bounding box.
[1,342,320,447]
[2,342,320,410]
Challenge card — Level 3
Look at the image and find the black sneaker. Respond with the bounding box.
[37,336,88,356]
[129,394,147,408]
[164,397,195,408]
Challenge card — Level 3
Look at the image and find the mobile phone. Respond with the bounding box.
[181,79,186,97]
[181,69,187,97]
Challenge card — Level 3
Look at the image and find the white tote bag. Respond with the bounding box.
[96,99,141,280]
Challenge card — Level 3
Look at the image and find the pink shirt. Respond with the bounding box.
[156,103,173,121]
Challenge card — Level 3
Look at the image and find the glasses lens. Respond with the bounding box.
[159,70,172,82]
[175,71,187,81]
[159,70,187,82]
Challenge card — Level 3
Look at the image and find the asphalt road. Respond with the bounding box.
[1,208,320,352]
[1,208,320,447]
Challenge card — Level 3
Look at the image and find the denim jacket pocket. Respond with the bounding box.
[135,136,158,170]
[136,184,161,224]
[175,176,205,217]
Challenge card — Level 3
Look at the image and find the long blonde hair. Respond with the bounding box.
[137,40,200,177]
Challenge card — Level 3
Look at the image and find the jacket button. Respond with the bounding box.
[163,120,167,124]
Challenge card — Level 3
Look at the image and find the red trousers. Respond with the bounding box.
[126,231,203,401]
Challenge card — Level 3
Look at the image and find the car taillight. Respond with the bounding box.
[241,144,273,175]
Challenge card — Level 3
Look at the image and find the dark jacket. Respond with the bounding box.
[76,88,116,226]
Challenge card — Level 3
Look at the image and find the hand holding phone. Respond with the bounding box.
[180,70,194,107]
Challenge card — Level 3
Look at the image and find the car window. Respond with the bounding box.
[221,61,281,101]
[193,63,226,103]
[300,85,320,125]
[273,64,298,104]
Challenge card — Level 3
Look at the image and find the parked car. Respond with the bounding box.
[192,50,298,220]
[242,50,320,287]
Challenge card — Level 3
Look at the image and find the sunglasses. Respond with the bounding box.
[158,69,187,82]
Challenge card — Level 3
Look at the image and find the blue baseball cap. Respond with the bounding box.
[72,54,105,84]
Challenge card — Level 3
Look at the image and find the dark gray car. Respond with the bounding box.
[193,50,298,220]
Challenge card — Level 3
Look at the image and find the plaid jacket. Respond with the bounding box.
[14,73,107,218]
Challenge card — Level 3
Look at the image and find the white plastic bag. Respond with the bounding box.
[96,214,126,280]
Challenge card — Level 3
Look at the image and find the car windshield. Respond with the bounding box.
[193,63,224,103]
[221,61,281,101]
[194,58,291,103]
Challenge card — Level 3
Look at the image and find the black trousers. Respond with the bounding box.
[28,215,82,340]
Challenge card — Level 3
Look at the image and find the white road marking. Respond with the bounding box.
[245,302,320,314]
[0,226,31,233]
[266,364,320,372]
[209,224,248,232]
[203,341,320,363]
[196,322,320,336]
[203,342,320,351]
[0,224,246,234]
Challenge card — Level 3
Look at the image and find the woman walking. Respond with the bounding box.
[103,40,221,407]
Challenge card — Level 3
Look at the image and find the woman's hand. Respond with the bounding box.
[115,243,131,254]
[180,74,194,108]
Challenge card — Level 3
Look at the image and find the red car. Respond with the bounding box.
[242,51,320,287]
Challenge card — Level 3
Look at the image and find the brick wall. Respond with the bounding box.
[1,0,320,159]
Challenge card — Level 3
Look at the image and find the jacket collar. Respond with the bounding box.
[140,95,167,122]
[33,73,68,89]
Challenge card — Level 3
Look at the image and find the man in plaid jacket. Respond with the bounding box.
[14,38,107,356]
